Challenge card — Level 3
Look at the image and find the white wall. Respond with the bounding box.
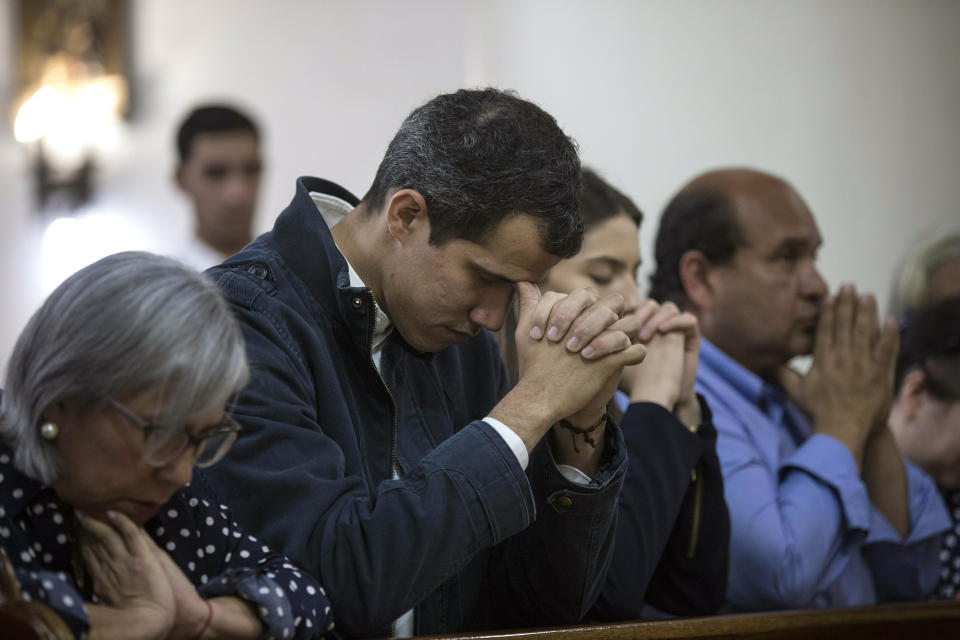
[0,1,38,373]
[1,0,959,369]
[487,0,960,298]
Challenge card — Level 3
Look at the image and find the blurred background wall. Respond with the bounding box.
[1,0,958,368]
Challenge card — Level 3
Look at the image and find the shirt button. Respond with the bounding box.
[351,297,363,309]
[556,495,573,508]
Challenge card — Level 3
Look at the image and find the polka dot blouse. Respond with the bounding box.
[0,446,333,639]
[934,488,960,600]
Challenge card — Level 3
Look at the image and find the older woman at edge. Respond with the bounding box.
[0,252,332,639]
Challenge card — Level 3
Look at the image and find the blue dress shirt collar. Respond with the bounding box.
[698,339,810,445]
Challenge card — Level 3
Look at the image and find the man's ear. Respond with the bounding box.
[385,189,429,244]
[679,249,715,311]
[898,369,927,424]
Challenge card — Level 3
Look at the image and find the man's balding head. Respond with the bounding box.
[651,168,828,374]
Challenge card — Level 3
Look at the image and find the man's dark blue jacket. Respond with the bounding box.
[202,177,628,638]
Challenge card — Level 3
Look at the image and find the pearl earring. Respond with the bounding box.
[40,422,59,440]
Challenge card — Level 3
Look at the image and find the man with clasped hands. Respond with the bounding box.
[203,89,649,637]
[649,168,950,609]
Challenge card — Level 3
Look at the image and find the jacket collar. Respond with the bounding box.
[267,177,430,360]
[268,177,370,351]
[270,177,359,300]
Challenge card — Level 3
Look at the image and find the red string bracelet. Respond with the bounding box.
[192,600,214,640]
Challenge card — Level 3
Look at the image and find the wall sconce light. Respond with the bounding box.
[11,0,130,214]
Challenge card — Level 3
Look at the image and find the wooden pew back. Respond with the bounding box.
[411,601,960,640]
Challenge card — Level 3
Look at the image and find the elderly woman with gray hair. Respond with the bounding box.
[888,230,960,321]
[0,252,332,639]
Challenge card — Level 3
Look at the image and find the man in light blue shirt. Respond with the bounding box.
[649,168,950,610]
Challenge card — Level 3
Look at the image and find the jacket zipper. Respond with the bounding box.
[363,291,401,637]
[686,465,703,559]
[365,291,400,480]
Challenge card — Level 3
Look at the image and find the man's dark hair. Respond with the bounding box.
[895,296,960,401]
[176,104,260,163]
[580,168,642,231]
[361,88,583,258]
[649,185,743,304]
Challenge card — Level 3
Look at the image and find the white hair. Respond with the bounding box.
[889,230,960,320]
[1,252,249,484]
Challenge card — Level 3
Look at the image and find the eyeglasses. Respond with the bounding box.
[105,397,242,468]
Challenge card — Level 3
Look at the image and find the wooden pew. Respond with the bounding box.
[411,601,960,640]
[0,550,72,640]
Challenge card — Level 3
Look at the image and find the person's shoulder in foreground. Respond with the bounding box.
[649,167,950,610]
[205,88,647,636]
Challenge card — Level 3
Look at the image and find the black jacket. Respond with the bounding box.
[202,177,629,638]
[591,397,730,619]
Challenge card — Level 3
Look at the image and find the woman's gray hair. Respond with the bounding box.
[1,251,249,484]
[888,230,960,320]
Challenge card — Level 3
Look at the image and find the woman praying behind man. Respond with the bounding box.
[888,297,960,600]
[0,252,332,639]
[500,169,730,619]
